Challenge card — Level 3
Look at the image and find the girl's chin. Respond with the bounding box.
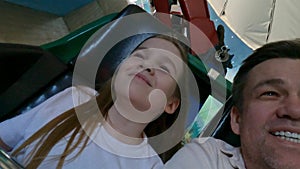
[129,99,151,112]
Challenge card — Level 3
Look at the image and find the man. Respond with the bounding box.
[165,38,300,169]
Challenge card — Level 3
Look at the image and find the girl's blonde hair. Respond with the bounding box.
[12,34,189,168]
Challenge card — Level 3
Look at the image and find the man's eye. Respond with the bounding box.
[261,91,279,97]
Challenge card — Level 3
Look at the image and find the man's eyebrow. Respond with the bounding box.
[253,79,285,90]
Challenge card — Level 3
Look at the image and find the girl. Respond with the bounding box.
[0,34,188,169]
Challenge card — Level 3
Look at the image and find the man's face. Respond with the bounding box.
[231,58,300,169]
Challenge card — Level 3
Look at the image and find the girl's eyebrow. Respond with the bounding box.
[134,47,180,74]
[165,56,177,74]
[136,46,147,50]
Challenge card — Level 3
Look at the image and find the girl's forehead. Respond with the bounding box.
[139,38,181,55]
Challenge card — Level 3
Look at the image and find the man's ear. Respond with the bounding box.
[164,97,180,114]
[231,106,241,135]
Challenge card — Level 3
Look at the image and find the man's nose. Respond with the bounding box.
[277,94,300,120]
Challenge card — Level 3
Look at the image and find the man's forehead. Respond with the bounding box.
[249,58,300,72]
[246,58,300,87]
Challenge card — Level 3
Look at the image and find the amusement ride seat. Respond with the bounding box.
[0,6,239,169]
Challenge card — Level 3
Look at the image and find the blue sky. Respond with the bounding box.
[207,4,253,82]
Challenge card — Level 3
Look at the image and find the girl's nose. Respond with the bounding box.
[146,68,155,75]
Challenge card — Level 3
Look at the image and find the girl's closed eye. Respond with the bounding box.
[160,65,170,73]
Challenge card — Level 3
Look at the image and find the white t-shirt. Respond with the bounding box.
[0,86,163,169]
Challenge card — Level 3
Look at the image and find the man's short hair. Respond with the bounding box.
[232,39,300,110]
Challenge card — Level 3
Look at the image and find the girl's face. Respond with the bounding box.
[113,37,185,123]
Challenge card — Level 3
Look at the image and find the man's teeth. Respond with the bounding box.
[274,131,300,143]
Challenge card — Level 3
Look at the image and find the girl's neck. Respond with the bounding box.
[104,105,148,145]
